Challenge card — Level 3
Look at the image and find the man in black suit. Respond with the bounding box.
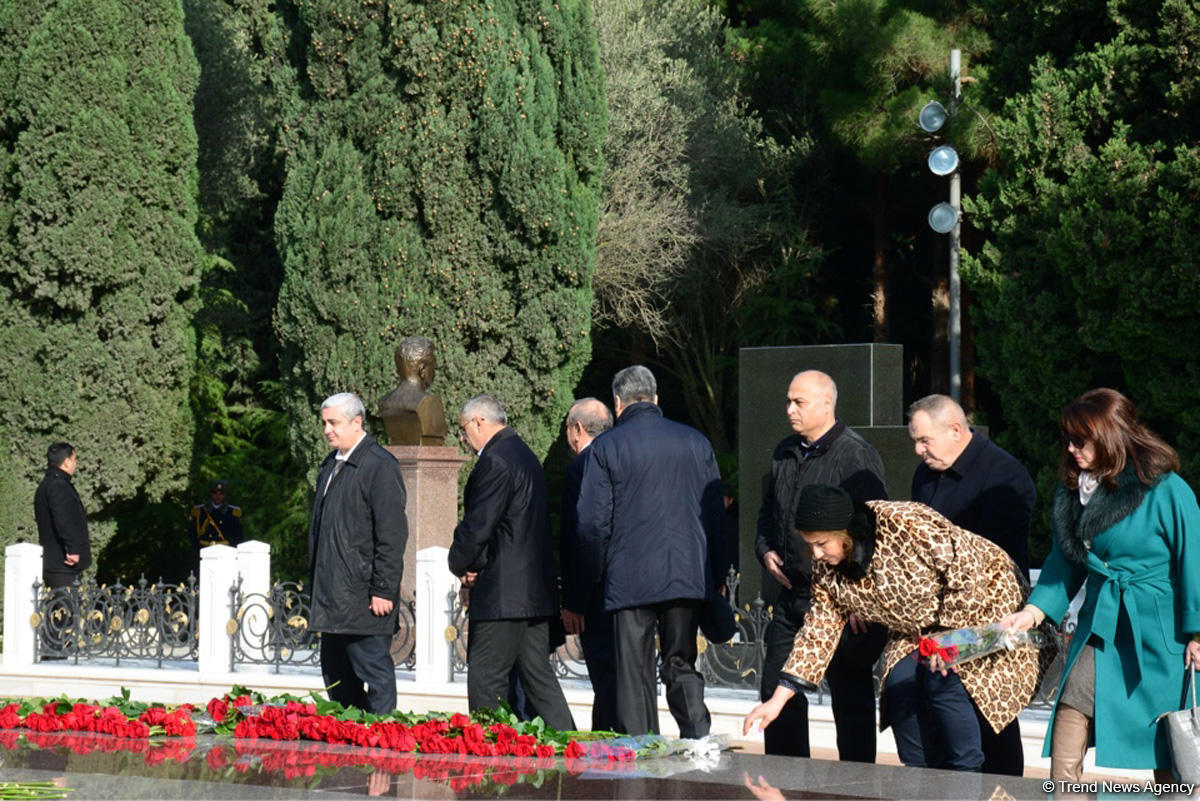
[308,392,408,714]
[908,393,1036,776]
[575,366,724,738]
[34,441,93,658]
[449,394,574,730]
[559,397,616,731]
[34,441,92,590]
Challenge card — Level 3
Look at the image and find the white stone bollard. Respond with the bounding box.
[198,544,239,674]
[235,540,272,670]
[3,543,43,666]
[415,546,456,684]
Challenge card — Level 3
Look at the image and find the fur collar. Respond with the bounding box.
[1052,466,1149,563]
[833,508,877,580]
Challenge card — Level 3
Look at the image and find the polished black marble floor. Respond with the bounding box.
[0,731,1055,800]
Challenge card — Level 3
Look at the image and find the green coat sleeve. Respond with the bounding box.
[1159,473,1200,634]
[1028,538,1087,625]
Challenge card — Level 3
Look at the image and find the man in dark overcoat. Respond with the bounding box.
[559,397,616,731]
[908,393,1036,775]
[575,365,725,738]
[448,393,574,730]
[308,392,408,714]
[34,441,92,589]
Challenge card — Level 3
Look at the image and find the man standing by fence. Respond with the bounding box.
[575,366,724,738]
[559,397,617,731]
[449,394,574,730]
[35,441,92,590]
[308,392,408,715]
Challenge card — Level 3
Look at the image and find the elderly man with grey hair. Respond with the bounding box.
[308,392,408,714]
[559,397,617,730]
[449,394,574,729]
[576,366,724,737]
[908,392,1036,775]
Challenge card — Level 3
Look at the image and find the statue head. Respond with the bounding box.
[396,337,436,389]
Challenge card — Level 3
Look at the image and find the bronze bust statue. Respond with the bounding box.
[378,337,449,446]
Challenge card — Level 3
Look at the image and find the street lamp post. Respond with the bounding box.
[920,49,963,402]
[948,50,962,404]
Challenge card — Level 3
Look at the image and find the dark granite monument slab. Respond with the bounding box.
[737,344,917,603]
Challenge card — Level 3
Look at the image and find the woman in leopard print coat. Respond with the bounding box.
[744,485,1048,771]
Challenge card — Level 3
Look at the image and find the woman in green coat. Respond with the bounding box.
[1004,388,1200,779]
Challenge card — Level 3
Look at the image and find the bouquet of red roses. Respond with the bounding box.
[915,623,1048,669]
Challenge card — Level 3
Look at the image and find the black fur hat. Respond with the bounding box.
[794,485,854,531]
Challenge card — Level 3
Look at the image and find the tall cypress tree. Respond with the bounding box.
[0,0,203,576]
[963,1,1200,558]
[274,0,605,467]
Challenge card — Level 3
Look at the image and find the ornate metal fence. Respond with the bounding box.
[31,575,199,667]
[227,578,417,673]
[446,569,772,687]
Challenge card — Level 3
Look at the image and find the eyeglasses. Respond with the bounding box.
[1063,434,1087,449]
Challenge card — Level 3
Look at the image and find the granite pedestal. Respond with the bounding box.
[385,445,469,602]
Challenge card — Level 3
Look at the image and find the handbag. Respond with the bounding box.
[1162,665,1200,783]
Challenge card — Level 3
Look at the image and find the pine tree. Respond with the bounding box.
[0,0,203,581]
[274,0,605,467]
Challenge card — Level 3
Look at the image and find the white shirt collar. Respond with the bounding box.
[337,432,367,461]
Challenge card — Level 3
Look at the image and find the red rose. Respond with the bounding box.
[449,712,471,729]
[943,645,960,661]
[207,697,229,723]
[918,638,939,658]
[0,703,20,729]
[535,744,554,759]
[564,740,586,759]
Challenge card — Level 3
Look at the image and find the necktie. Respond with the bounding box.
[323,460,345,497]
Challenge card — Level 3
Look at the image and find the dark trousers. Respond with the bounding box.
[468,617,574,731]
[761,599,886,761]
[979,715,1024,776]
[510,599,615,730]
[884,649,983,771]
[579,596,618,732]
[43,570,80,590]
[320,632,397,715]
[614,599,710,739]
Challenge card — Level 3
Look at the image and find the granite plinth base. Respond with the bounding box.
[385,445,469,602]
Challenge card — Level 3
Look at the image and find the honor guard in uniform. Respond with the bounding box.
[190,479,244,551]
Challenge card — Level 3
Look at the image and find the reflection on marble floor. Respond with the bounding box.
[0,730,1055,800]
